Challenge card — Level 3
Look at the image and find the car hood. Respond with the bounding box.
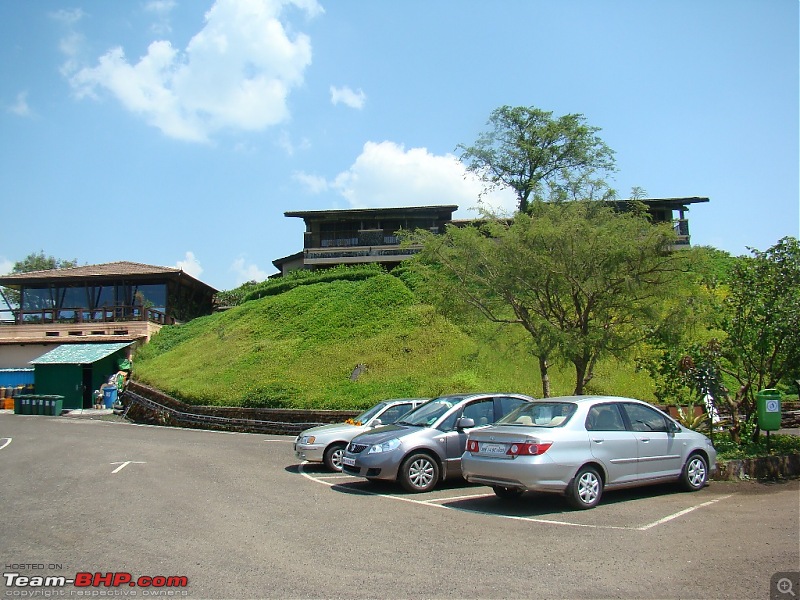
[350,424,421,445]
[301,422,363,437]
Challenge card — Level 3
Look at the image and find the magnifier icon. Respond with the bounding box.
[778,578,796,596]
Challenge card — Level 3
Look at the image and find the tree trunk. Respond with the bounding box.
[573,359,588,395]
[539,356,551,398]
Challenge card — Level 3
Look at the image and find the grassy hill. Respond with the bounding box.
[133,272,655,410]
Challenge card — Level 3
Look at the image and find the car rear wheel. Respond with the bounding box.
[567,465,603,509]
[399,453,439,493]
[680,453,708,491]
[323,443,346,472]
[493,485,523,500]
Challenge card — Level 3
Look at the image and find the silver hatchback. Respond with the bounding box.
[461,396,717,509]
[341,392,536,492]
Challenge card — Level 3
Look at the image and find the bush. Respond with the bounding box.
[714,430,800,459]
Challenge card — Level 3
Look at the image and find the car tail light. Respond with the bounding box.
[507,442,552,456]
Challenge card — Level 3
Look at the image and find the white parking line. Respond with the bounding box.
[422,492,495,503]
[297,461,734,530]
[637,495,733,530]
[0,437,11,450]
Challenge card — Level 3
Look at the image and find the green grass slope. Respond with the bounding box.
[133,273,654,410]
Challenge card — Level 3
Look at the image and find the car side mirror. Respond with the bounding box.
[370,418,382,428]
[456,417,475,430]
[669,421,681,434]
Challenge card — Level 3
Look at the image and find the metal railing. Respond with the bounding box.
[2,305,172,326]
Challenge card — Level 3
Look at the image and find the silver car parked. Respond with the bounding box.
[341,393,536,492]
[461,396,717,509]
[294,398,427,471]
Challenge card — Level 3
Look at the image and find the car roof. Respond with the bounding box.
[536,395,647,405]
[383,398,429,404]
[434,392,534,401]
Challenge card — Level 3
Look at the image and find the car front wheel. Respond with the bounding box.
[680,453,708,491]
[399,453,440,493]
[567,466,603,509]
[323,443,346,472]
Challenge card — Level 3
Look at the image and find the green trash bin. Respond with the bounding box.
[21,397,31,415]
[14,396,22,414]
[46,396,63,416]
[756,389,782,431]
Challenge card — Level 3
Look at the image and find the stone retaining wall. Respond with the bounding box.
[126,381,359,425]
[714,454,800,481]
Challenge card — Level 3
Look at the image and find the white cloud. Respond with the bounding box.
[50,9,85,77]
[231,257,269,285]
[49,8,85,25]
[293,171,329,194]
[175,251,203,278]
[145,0,177,35]
[0,258,13,276]
[8,92,32,117]
[277,131,311,156]
[330,85,366,109]
[70,0,322,142]
[325,141,517,216]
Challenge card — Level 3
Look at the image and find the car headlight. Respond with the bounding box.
[298,435,316,445]
[368,438,401,454]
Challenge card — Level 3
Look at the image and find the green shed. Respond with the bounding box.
[30,343,132,410]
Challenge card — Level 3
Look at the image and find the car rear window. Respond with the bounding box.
[496,402,576,427]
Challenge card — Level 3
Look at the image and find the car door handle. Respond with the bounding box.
[591,438,604,443]
[640,437,650,443]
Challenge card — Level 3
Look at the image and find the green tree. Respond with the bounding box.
[12,250,78,274]
[457,106,616,212]
[721,236,800,408]
[411,201,687,397]
[1,251,78,308]
[640,238,800,443]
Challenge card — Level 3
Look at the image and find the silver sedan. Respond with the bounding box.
[294,398,427,471]
[461,396,717,509]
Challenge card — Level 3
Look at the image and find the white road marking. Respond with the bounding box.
[297,461,734,530]
[110,461,146,473]
[0,438,11,450]
[637,494,733,530]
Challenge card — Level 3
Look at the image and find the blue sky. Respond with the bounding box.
[1,0,797,292]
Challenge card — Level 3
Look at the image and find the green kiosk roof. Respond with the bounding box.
[30,343,132,365]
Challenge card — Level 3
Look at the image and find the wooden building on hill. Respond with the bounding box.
[274,198,708,276]
[0,261,217,369]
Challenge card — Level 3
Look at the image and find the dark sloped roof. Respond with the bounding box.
[0,261,217,293]
[285,205,459,219]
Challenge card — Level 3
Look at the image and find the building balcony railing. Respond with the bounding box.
[305,244,421,262]
[0,305,173,326]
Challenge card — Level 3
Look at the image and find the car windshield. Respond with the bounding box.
[352,402,388,425]
[496,402,576,427]
[396,397,459,427]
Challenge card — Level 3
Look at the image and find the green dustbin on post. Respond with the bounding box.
[756,389,782,431]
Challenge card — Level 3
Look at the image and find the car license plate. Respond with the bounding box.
[479,442,507,454]
[342,456,356,467]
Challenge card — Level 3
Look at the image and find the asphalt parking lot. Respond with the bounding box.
[1,413,798,599]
